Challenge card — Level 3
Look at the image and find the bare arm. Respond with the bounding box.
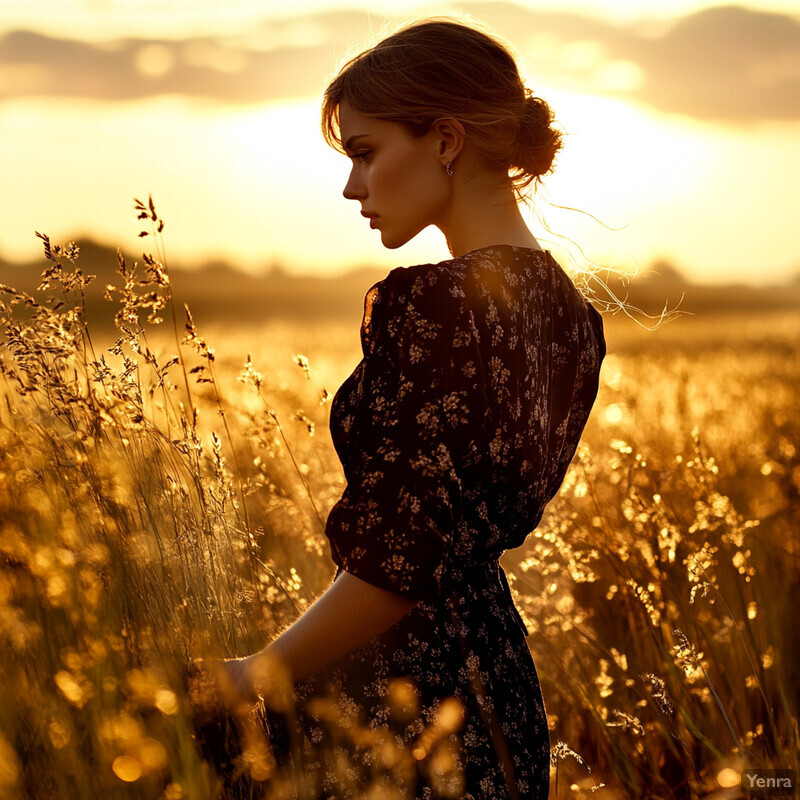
[240,570,418,693]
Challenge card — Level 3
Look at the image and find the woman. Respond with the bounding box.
[195,17,606,800]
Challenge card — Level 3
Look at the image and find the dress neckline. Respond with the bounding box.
[460,244,549,257]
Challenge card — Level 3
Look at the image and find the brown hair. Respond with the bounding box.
[321,17,563,202]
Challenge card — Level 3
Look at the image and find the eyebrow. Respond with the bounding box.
[343,134,369,152]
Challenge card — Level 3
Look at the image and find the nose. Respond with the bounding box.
[342,166,365,201]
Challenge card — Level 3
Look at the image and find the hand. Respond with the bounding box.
[182,657,264,776]
[184,656,259,717]
[219,656,260,708]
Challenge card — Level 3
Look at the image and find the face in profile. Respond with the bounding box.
[338,100,451,249]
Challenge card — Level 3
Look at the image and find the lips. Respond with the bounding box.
[361,211,379,228]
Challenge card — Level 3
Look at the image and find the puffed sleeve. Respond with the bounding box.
[324,265,479,601]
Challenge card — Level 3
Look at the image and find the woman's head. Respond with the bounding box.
[321,18,563,202]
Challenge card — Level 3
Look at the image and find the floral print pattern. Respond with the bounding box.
[267,245,606,799]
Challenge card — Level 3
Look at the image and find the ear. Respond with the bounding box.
[430,117,466,168]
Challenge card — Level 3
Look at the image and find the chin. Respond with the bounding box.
[379,227,417,250]
[380,234,407,250]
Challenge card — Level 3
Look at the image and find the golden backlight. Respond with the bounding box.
[0,1,799,284]
[3,91,798,283]
[0,6,797,799]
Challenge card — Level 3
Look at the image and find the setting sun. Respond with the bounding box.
[1,0,799,283]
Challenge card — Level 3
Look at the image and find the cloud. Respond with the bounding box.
[1,4,799,121]
[0,10,373,104]
[616,5,800,121]
[0,29,335,104]
[466,3,800,122]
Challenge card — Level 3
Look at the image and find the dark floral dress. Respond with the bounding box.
[267,245,606,800]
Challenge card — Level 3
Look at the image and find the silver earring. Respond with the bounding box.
[445,161,454,176]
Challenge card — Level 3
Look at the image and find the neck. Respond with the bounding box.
[438,172,541,257]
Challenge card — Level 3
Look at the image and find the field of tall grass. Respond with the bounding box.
[0,202,797,799]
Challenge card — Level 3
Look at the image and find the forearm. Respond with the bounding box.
[249,570,418,685]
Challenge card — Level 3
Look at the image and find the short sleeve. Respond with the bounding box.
[324,266,477,601]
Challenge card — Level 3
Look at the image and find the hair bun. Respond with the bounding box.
[322,19,564,200]
[513,94,563,180]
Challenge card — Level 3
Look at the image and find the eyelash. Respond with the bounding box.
[350,151,371,163]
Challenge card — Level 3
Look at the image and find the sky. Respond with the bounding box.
[1,0,799,284]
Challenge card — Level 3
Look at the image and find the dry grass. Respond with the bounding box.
[0,201,797,799]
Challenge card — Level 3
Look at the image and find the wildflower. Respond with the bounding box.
[627,578,662,625]
[605,709,644,736]
[238,354,263,390]
[642,673,674,714]
[550,741,587,768]
[672,628,705,683]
